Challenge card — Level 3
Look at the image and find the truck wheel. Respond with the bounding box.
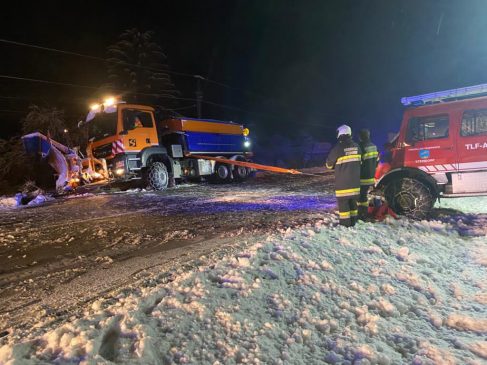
[384,177,435,219]
[233,156,249,182]
[233,165,249,181]
[209,163,232,184]
[147,162,169,190]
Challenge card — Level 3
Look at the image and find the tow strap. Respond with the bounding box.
[188,154,324,176]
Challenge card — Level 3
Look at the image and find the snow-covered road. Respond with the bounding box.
[0,173,336,338]
[1,173,486,364]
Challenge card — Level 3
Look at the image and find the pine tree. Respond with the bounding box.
[22,105,66,142]
[105,28,179,107]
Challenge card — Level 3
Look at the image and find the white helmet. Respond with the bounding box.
[337,124,352,138]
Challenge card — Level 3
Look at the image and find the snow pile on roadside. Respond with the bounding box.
[0,196,16,209]
[1,216,487,364]
[434,196,487,236]
[436,196,487,214]
[0,194,53,210]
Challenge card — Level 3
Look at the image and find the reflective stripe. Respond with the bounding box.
[364,146,377,152]
[362,151,379,160]
[339,211,351,218]
[360,178,375,185]
[326,163,334,169]
[336,154,361,164]
[357,201,369,207]
[335,187,360,197]
[350,210,358,217]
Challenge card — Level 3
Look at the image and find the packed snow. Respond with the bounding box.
[0,196,16,209]
[435,196,487,214]
[1,210,486,364]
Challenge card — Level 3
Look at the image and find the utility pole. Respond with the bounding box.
[194,75,204,118]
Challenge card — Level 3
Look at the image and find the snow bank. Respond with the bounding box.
[436,196,487,214]
[0,196,16,209]
[1,216,486,364]
[0,194,53,210]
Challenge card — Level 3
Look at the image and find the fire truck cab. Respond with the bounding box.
[376,84,487,218]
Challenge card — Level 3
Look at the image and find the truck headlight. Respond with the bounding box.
[244,140,251,148]
[104,97,116,107]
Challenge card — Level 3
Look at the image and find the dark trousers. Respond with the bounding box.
[337,196,358,227]
[358,185,372,218]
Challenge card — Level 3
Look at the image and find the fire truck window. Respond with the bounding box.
[406,115,449,143]
[122,110,153,130]
[461,109,487,137]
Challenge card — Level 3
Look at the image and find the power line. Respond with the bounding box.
[0,38,337,121]
[0,38,269,99]
[0,109,26,114]
[0,74,336,128]
[0,75,97,90]
[0,39,194,79]
[0,74,266,115]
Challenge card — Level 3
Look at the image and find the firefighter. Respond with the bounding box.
[326,125,362,227]
[357,129,379,219]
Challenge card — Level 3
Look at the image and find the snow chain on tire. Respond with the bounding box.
[147,162,169,191]
[384,177,435,219]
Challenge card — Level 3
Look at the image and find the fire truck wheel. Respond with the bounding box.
[384,177,435,219]
[147,162,169,190]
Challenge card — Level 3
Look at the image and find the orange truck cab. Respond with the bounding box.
[375,84,487,218]
[83,99,253,190]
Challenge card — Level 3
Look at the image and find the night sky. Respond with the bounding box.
[2,0,487,147]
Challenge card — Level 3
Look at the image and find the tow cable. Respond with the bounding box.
[188,154,327,177]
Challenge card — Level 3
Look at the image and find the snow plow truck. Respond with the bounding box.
[376,83,487,218]
[24,98,254,191]
[81,98,254,190]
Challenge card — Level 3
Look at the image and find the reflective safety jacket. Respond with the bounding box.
[359,139,379,186]
[326,135,362,197]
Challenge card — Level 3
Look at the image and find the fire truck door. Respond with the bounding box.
[456,108,487,171]
[402,114,457,173]
[452,108,487,193]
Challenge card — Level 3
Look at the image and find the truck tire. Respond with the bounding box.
[147,162,169,190]
[232,156,249,182]
[384,177,435,219]
[209,162,232,184]
[233,165,249,181]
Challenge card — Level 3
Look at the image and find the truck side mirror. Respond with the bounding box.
[119,130,128,136]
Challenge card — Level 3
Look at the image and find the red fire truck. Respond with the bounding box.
[376,84,487,218]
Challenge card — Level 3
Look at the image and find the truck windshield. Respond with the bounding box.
[89,113,117,141]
